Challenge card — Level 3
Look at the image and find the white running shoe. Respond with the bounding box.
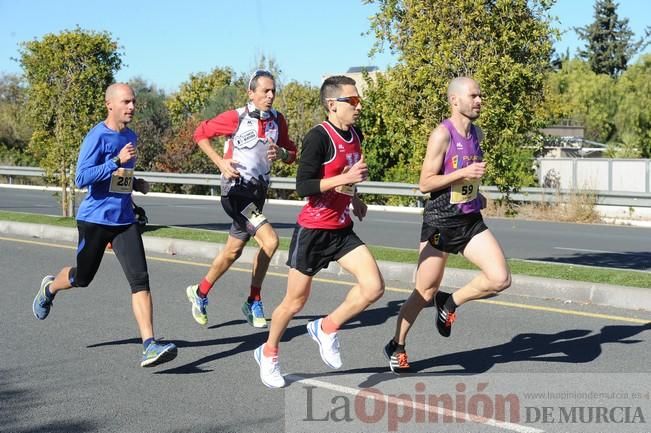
[306,319,342,369]
[254,344,285,388]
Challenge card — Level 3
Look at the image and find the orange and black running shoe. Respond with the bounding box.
[435,291,457,338]
[383,339,411,374]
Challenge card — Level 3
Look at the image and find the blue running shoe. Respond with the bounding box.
[242,299,267,328]
[186,284,208,325]
[33,275,55,320]
[141,341,178,367]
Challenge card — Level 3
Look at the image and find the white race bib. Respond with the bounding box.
[109,168,134,194]
[335,184,356,197]
[233,129,259,149]
[450,179,479,204]
[240,202,266,228]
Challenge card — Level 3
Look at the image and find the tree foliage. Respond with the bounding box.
[166,67,235,128]
[576,0,649,77]
[19,28,122,215]
[274,81,322,179]
[129,77,170,171]
[614,54,651,157]
[0,73,34,165]
[540,59,618,143]
[362,0,555,198]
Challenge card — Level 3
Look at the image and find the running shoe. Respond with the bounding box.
[186,284,208,325]
[141,341,178,367]
[32,275,55,320]
[435,290,457,337]
[307,319,342,369]
[242,299,267,328]
[254,344,285,388]
[383,339,411,374]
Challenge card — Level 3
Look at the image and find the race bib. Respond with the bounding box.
[450,179,479,204]
[233,129,259,149]
[335,184,356,197]
[240,202,267,229]
[109,168,134,194]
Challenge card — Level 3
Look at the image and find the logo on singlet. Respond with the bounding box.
[452,155,459,169]
[456,142,463,150]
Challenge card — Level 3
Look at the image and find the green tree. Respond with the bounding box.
[614,53,651,157]
[0,73,34,165]
[166,67,234,128]
[540,59,618,143]
[19,28,122,215]
[274,81,322,179]
[128,77,170,171]
[363,0,555,201]
[576,0,649,77]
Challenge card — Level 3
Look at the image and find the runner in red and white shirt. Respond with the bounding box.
[254,76,385,388]
[184,70,296,329]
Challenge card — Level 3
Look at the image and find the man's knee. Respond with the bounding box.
[262,235,279,256]
[489,271,511,293]
[129,271,150,293]
[69,267,92,288]
[285,296,308,316]
[361,276,385,303]
[222,244,244,262]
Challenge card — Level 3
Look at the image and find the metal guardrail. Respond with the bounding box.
[2,165,651,207]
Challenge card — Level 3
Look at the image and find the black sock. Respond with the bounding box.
[391,339,406,353]
[444,293,458,312]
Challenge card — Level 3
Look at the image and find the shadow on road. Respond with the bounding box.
[83,300,404,375]
[353,322,651,388]
[532,251,651,271]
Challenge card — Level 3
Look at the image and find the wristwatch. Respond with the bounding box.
[112,156,121,167]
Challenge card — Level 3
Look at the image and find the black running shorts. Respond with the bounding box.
[70,221,150,293]
[420,213,488,254]
[221,178,270,241]
[286,224,364,276]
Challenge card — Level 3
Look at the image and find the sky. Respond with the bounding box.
[1,0,649,93]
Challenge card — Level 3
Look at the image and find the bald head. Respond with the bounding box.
[105,83,134,103]
[104,83,136,128]
[447,77,477,102]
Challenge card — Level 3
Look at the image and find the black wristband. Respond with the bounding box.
[112,156,121,168]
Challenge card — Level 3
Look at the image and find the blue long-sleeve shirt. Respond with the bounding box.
[75,122,137,225]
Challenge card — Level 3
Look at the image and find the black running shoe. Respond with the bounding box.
[383,339,410,374]
[435,291,456,338]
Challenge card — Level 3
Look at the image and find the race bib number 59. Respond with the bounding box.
[109,168,134,194]
[450,179,479,204]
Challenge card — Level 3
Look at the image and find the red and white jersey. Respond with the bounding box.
[297,121,362,230]
[193,104,296,192]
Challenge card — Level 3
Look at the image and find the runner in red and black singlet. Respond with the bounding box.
[253,76,385,389]
[384,77,511,374]
[183,70,297,328]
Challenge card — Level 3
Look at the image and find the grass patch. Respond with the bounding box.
[1,210,649,288]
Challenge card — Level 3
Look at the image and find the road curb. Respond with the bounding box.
[2,220,650,313]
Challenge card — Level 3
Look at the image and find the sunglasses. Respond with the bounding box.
[327,96,362,106]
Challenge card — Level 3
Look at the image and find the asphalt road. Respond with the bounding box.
[2,187,650,271]
[1,234,650,433]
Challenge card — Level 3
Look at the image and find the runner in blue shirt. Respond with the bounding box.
[32,83,177,367]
